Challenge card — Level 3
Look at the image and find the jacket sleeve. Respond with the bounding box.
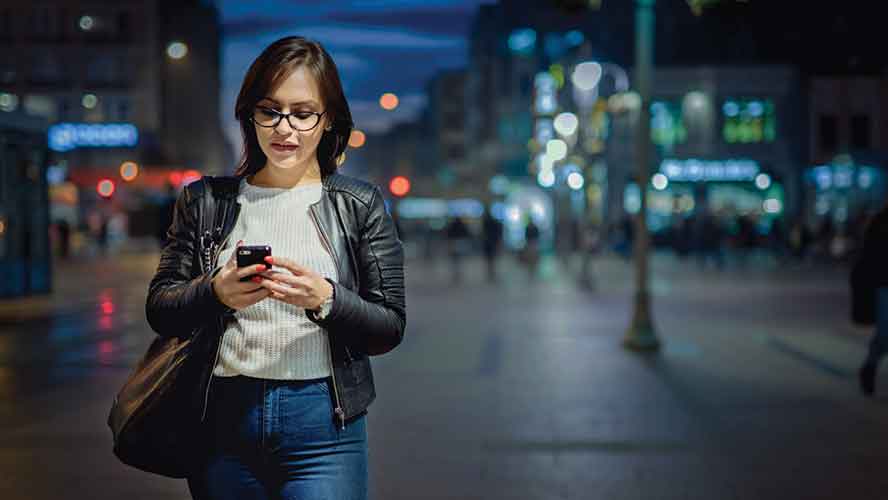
[145,184,230,338]
[311,187,406,355]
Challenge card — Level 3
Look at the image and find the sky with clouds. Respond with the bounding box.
[214,0,495,148]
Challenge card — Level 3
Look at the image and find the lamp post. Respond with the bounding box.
[622,0,661,351]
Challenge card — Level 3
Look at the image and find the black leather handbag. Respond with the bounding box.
[107,181,225,478]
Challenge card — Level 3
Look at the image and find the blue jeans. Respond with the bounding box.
[187,375,368,500]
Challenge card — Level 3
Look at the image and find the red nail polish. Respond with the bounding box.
[264,256,274,264]
[251,276,261,283]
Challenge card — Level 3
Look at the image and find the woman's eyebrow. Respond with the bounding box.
[259,97,319,107]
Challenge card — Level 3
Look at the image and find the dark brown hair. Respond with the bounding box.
[233,36,353,178]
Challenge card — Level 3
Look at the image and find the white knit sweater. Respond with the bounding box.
[212,178,338,380]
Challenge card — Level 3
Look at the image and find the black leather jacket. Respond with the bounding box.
[145,173,406,429]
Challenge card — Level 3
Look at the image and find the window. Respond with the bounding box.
[0,9,12,40]
[29,54,63,84]
[650,100,687,148]
[23,94,57,120]
[851,114,870,150]
[86,55,119,85]
[117,99,129,121]
[29,7,52,39]
[722,98,776,144]
[446,145,466,160]
[58,98,70,120]
[117,11,131,42]
[819,114,838,152]
[0,60,15,85]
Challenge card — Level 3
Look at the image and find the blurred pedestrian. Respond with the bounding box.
[578,219,601,290]
[155,182,177,248]
[97,213,109,255]
[789,218,811,262]
[524,217,541,280]
[767,217,788,264]
[445,216,471,284]
[481,207,503,283]
[55,218,71,259]
[815,216,836,261]
[734,214,756,267]
[694,210,725,270]
[616,214,634,260]
[673,216,693,259]
[854,203,888,396]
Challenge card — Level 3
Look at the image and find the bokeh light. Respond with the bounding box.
[390,176,411,197]
[567,172,585,190]
[545,139,567,161]
[553,112,579,137]
[97,179,115,198]
[349,130,366,148]
[571,62,602,91]
[167,41,189,60]
[82,94,98,109]
[119,161,139,182]
[379,93,399,111]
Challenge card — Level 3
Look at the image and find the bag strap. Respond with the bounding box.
[197,177,219,275]
[196,175,242,274]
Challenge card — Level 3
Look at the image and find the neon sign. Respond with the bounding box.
[48,123,139,152]
[660,158,760,182]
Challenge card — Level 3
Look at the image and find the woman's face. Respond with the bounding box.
[253,65,328,173]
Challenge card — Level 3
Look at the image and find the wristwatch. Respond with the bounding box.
[315,294,333,320]
[311,278,335,320]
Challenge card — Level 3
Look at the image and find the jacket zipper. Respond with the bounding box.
[309,203,347,430]
[200,202,235,423]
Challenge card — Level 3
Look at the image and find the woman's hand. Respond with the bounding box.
[211,241,272,310]
[254,255,333,310]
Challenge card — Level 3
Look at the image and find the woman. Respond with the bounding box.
[146,36,406,499]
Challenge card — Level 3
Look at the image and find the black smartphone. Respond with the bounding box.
[237,245,272,282]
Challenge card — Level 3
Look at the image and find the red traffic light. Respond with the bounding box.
[97,178,115,198]
[389,176,411,197]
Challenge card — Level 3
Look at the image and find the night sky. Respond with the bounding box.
[215,0,495,147]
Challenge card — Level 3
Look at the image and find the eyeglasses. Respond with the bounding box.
[251,106,327,132]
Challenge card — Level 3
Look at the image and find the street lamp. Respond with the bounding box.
[622,0,661,352]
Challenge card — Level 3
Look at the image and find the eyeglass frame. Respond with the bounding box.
[250,105,328,132]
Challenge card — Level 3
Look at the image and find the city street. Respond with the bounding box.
[1,249,887,499]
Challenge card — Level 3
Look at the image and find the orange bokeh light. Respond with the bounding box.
[119,161,139,181]
[97,179,115,198]
[379,93,399,111]
[389,176,411,197]
[349,130,366,148]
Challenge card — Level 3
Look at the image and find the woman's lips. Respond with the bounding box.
[270,143,299,153]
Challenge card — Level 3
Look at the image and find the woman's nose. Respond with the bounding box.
[274,117,295,134]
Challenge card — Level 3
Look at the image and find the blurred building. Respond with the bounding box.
[0,110,51,297]
[607,65,805,238]
[464,0,635,249]
[805,76,888,232]
[0,0,232,243]
[461,0,888,252]
[426,69,470,197]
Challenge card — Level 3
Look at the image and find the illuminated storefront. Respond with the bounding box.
[803,154,886,225]
[624,158,785,235]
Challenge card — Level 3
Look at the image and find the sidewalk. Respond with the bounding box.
[0,250,160,323]
[2,248,886,499]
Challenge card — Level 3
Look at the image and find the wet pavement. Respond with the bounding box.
[1,249,887,499]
